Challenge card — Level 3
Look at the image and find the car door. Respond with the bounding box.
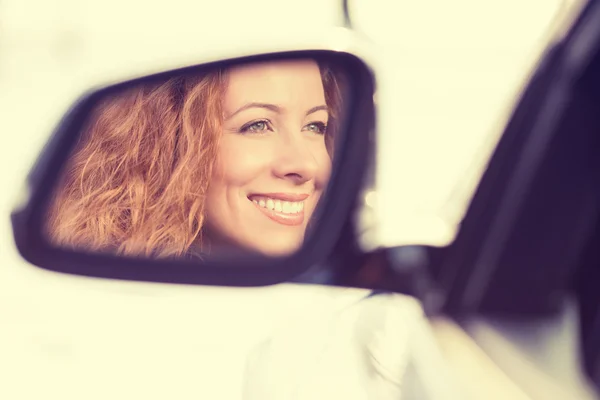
[1,1,581,400]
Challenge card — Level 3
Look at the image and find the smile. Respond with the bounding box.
[248,193,309,226]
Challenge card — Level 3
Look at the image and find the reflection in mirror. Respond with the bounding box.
[44,57,351,261]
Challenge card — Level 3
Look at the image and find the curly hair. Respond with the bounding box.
[46,60,344,258]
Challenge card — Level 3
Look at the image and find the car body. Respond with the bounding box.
[0,0,592,399]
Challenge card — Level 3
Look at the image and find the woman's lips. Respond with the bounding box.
[248,193,309,226]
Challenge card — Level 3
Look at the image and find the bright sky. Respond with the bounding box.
[353,0,572,248]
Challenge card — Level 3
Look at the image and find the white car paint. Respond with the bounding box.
[0,0,575,399]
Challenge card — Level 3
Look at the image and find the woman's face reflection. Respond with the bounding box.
[204,60,332,256]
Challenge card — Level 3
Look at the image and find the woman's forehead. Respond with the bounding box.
[224,59,325,108]
[228,59,320,79]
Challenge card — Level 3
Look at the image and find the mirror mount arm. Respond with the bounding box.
[341,245,447,316]
[383,246,446,317]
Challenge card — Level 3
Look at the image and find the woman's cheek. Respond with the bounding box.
[218,137,274,181]
[315,145,333,188]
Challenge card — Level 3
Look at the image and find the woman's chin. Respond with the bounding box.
[202,230,304,258]
[250,240,304,258]
[203,238,302,259]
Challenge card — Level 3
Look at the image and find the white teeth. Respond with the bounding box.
[251,197,305,215]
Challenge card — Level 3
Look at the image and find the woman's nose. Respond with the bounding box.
[272,136,319,184]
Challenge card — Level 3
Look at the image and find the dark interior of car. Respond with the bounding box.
[571,43,600,388]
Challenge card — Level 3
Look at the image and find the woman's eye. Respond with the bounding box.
[303,122,327,135]
[240,120,272,134]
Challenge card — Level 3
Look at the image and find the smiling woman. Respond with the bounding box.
[206,60,335,256]
[44,57,346,259]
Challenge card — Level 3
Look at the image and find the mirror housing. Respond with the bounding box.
[11,45,376,287]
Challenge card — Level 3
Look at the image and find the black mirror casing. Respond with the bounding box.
[11,50,376,287]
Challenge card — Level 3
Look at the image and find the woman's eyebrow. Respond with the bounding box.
[226,102,281,119]
[305,105,328,116]
[226,103,329,119]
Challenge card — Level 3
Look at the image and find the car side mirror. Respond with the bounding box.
[11,35,377,288]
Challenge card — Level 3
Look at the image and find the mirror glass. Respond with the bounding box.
[42,56,353,262]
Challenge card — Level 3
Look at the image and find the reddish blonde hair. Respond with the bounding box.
[46,60,344,258]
